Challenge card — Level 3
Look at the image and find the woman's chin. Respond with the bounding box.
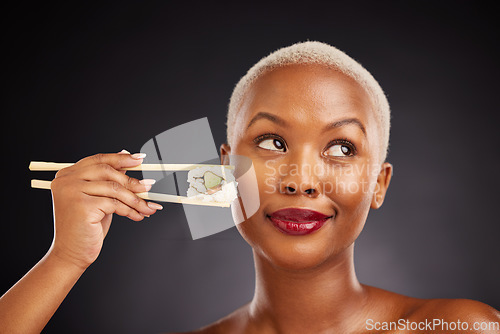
[237,218,340,272]
[259,246,335,272]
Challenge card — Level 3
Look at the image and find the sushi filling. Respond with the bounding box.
[187,166,238,203]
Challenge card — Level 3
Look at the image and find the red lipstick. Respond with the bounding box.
[268,208,332,236]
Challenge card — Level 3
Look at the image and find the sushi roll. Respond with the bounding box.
[187,166,238,203]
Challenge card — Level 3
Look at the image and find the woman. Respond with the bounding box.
[1,41,498,333]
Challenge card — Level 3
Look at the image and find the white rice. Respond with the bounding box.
[186,166,238,203]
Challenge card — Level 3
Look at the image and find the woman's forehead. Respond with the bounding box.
[238,64,375,128]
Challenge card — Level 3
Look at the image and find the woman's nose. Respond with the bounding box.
[278,151,321,197]
[281,182,319,196]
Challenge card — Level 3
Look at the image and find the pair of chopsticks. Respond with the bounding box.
[29,161,234,208]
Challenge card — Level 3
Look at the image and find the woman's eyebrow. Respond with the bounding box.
[246,113,366,136]
[324,118,366,136]
[246,112,287,130]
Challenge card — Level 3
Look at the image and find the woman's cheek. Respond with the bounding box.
[325,168,374,214]
[263,176,277,195]
[254,159,279,196]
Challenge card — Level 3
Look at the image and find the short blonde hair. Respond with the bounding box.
[226,41,391,162]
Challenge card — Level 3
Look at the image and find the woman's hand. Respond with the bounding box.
[49,151,162,269]
[1,151,163,333]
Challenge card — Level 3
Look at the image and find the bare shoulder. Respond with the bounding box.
[411,298,499,320]
[362,285,499,334]
[408,298,500,333]
[168,302,250,334]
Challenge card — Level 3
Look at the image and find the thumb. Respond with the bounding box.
[117,149,131,174]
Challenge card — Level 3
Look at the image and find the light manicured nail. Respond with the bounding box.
[141,213,150,218]
[131,153,147,159]
[139,179,156,186]
[147,202,163,210]
[119,149,131,154]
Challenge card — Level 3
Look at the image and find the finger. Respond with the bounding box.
[81,180,159,216]
[117,150,130,175]
[55,151,145,178]
[90,195,146,222]
[78,152,146,171]
[73,163,155,194]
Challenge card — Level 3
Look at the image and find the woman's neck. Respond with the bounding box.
[248,244,368,333]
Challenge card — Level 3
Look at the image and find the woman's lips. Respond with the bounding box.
[268,208,332,236]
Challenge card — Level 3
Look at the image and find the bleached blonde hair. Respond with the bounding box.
[226,41,391,162]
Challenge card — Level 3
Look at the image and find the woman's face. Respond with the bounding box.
[222,64,392,270]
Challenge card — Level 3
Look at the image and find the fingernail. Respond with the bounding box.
[139,179,156,186]
[147,202,163,210]
[131,153,147,159]
[141,213,150,218]
[119,149,131,154]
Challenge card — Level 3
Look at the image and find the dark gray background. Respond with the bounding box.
[3,1,499,333]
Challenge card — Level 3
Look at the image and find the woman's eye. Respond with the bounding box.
[324,144,355,157]
[257,138,286,152]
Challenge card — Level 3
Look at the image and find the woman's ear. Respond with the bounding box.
[220,143,231,165]
[371,162,393,209]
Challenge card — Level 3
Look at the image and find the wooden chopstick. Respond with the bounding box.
[29,161,234,172]
[30,179,231,207]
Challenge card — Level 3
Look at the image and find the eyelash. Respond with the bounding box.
[324,138,357,157]
[253,133,287,151]
[253,134,357,156]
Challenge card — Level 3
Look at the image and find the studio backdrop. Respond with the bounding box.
[3,1,499,333]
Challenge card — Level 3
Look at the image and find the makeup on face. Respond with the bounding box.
[233,65,379,253]
[267,208,333,236]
